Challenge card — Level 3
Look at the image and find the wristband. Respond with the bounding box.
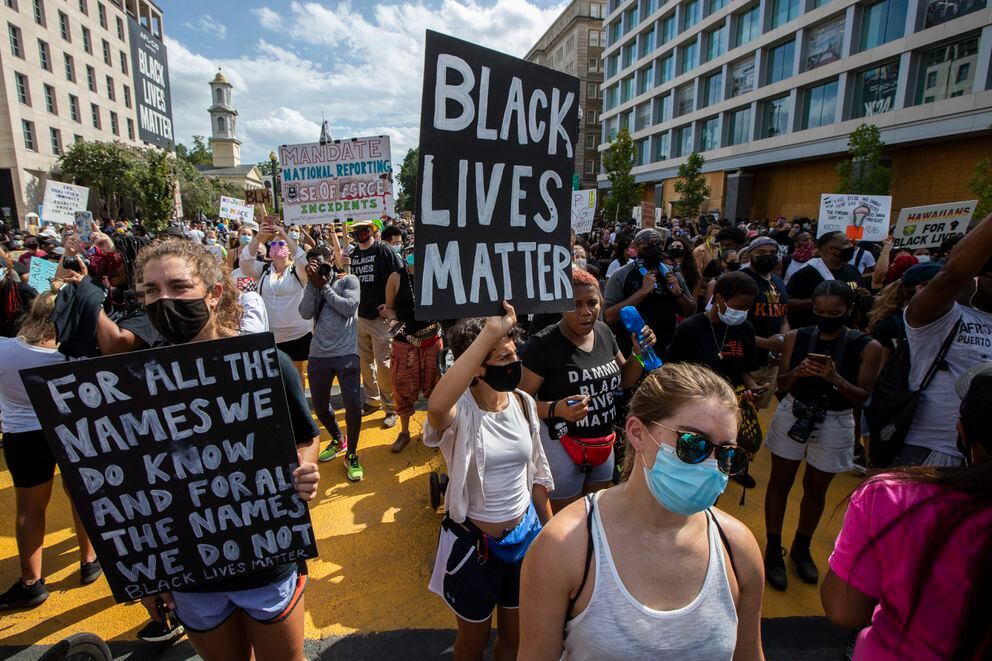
[548,399,559,419]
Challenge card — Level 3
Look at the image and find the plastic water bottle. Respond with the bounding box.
[620,306,663,371]
[638,261,670,291]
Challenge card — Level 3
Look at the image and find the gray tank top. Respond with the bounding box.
[562,493,738,660]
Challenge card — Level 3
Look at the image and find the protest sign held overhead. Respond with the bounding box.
[570,190,597,234]
[219,196,253,224]
[278,136,394,226]
[817,194,892,241]
[415,30,580,319]
[892,200,977,249]
[19,333,319,602]
[28,257,57,293]
[42,181,89,225]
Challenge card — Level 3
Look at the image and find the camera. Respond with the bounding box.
[63,255,83,273]
[788,399,826,444]
[318,262,333,278]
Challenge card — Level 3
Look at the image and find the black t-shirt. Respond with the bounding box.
[743,267,789,366]
[394,269,431,339]
[350,241,402,319]
[871,311,905,351]
[665,313,758,387]
[786,262,862,329]
[788,327,872,410]
[604,262,689,354]
[522,321,622,439]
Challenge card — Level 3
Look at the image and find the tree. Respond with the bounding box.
[395,147,420,214]
[174,135,213,167]
[971,158,992,220]
[256,157,280,177]
[132,149,177,231]
[835,123,892,195]
[57,140,143,217]
[673,152,710,218]
[602,128,643,222]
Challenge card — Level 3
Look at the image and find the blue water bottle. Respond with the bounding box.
[620,306,663,371]
[637,260,670,291]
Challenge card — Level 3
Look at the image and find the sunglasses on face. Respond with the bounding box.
[655,423,748,475]
[269,240,287,247]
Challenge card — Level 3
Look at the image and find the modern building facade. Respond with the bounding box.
[525,0,608,190]
[0,0,172,227]
[599,0,992,219]
[197,70,263,191]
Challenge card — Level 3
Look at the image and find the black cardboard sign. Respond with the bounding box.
[415,30,579,320]
[19,333,318,602]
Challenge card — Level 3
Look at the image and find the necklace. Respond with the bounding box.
[710,317,729,360]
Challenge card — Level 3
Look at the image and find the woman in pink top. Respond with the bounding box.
[821,368,992,659]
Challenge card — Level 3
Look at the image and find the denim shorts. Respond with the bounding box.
[171,571,307,633]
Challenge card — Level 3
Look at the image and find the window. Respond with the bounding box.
[655,93,673,123]
[806,17,844,71]
[38,39,50,70]
[14,72,29,105]
[123,84,131,108]
[588,83,599,99]
[770,0,800,29]
[636,102,652,130]
[9,23,23,58]
[803,79,838,128]
[730,56,755,96]
[105,75,114,100]
[110,110,118,136]
[22,120,36,151]
[79,0,87,15]
[586,133,598,149]
[762,96,790,137]
[588,58,599,72]
[676,83,695,115]
[700,116,720,150]
[64,53,75,81]
[589,28,600,47]
[32,0,44,26]
[43,83,56,113]
[860,0,907,51]
[607,53,618,77]
[59,11,70,41]
[102,39,111,65]
[653,131,670,161]
[637,64,654,94]
[735,5,760,47]
[709,0,729,12]
[585,160,595,175]
[851,61,900,118]
[82,26,91,53]
[69,94,80,122]
[674,125,693,156]
[605,84,618,109]
[683,0,701,30]
[925,0,987,28]
[621,75,635,102]
[639,27,655,57]
[590,3,603,19]
[706,24,728,61]
[624,6,639,33]
[86,65,96,92]
[50,127,62,155]
[90,103,100,129]
[656,54,674,84]
[679,39,698,75]
[703,71,723,106]
[587,109,598,125]
[766,39,795,84]
[622,44,635,69]
[608,17,620,44]
[116,16,124,40]
[98,2,106,28]
[728,106,751,145]
[633,138,647,165]
[917,36,979,104]
[126,118,134,140]
[120,50,127,74]
[660,14,676,43]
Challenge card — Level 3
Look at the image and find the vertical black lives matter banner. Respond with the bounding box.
[128,17,174,148]
[20,334,318,602]
[415,31,580,320]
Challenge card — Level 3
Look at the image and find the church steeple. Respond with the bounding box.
[208,69,240,168]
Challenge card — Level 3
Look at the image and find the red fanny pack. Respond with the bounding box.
[559,433,616,474]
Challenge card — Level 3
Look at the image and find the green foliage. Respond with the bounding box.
[971,157,992,220]
[256,157,280,177]
[174,135,213,167]
[602,128,643,222]
[396,147,420,214]
[132,149,177,231]
[835,124,892,195]
[56,140,142,218]
[673,152,710,218]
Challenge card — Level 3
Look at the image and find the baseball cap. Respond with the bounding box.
[902,262,941,287]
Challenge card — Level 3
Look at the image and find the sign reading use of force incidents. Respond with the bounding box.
[19,334,318,602]
[415,30,580,319]
[278,136,393,226]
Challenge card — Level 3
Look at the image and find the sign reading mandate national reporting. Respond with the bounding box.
[20,334,318,602]
[416,31,580,319]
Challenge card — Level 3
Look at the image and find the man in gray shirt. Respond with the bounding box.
[299,246,366,481]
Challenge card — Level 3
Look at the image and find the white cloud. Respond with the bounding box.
[184,14,227,40]
[168,0,565,170]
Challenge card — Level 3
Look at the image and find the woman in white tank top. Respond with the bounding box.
[518,363,766,660]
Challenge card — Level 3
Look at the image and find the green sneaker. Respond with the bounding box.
[346,453,364,482]
[318,436,347,462]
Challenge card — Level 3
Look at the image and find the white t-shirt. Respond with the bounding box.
[0,338,65,433]
[849,248,876,274]
[188,229,204,245]
[905,303,992,456]
[239,291,270,333]
[238,246,311,344]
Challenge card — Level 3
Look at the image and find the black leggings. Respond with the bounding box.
[307,355,362,454]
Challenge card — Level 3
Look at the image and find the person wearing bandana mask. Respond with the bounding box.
[518,363,763,660]
[783,231,815,282]
[425,302,553,661]
[787,231,863,330]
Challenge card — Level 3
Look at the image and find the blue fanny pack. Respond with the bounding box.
[485,502,542,564]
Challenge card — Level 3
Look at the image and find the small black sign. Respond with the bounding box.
[20,333,318,602]
[415,31,579,320]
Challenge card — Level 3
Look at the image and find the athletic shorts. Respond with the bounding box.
[540,423,614,500]
[428,521,523,623]
[764,395,855,474]
[2,429,57,488]
[276,332,313,362]
[171,570,306,633]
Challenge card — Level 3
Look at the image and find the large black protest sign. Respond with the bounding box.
[415,31,580,319]
[128,17,174,148]
[20,333,317,602]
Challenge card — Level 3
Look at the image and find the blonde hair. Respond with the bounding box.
[135,238,243,335]
[868,280,911,332]
[17,291,58,344]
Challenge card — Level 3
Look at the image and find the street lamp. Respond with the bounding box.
[269,151,280,213]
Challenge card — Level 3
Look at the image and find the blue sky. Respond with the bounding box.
[162,0,567,168]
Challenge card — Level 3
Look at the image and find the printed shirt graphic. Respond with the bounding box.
[744,267,789,365]
[349,241,403,319]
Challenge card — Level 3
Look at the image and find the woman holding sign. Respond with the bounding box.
[134,239,320,661]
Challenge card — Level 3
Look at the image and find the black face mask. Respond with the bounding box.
[668,248,685,259]
[751,254,779,274]
[837,246,856,262]
[353,230,372,244]
[639,244,662,267]
[813,312,847,334]
[145,297,212,344]
[481,360,522,392]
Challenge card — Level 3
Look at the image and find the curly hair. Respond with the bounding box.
[135,238,243,335]
[446,316,525,360]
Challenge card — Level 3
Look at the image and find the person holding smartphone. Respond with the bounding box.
[763,280,883,592]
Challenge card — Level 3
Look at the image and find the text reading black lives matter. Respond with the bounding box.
[19,333,318,603]
[415,30,581,320]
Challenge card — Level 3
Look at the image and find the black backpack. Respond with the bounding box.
[864,319,960,467]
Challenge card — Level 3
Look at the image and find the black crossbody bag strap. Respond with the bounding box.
[919,319,961,391]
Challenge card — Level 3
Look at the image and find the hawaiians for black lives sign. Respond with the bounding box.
[415,30,580,320]
[20,333,318,602]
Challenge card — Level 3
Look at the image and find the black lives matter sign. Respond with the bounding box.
[20,334,317,602]
[128,17,174,148]
[415,31,580,319]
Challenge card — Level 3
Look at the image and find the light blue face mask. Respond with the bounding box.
[641,432,728,516]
